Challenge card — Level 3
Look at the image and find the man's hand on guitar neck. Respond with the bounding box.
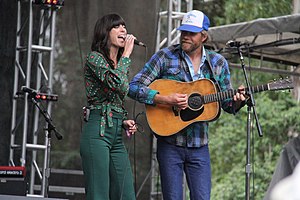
[233,85,248,110]
[233,85,247,101]
[154,93,188,110]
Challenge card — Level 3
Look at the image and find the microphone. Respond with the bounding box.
[134,39,146,47]
[21,86,37,94]
[226,40,242,47]
[118,35,146,47]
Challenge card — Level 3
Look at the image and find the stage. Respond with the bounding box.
[0,195,67,200]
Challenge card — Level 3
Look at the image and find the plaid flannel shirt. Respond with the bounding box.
[129,44,236,147]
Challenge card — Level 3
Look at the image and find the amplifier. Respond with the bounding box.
[0,178,27,195]
[0,166,26,195]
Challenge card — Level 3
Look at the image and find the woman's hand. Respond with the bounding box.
[122,119,137,137]
[122,34,136,58]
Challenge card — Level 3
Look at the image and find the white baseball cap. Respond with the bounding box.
[177,10,210,33]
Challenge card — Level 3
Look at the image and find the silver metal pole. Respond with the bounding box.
[21,0,34,168]
[9,0,22,166]
[41,8,57,197]
[167,0,172,46]
[29,7,45,195]
[293,0,300,13]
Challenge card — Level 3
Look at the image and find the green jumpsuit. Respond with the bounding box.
[80,51,135,200]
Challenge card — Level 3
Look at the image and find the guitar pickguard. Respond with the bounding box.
[179,93,204,121]
[180,107,204,122]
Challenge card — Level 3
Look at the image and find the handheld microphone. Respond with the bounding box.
[119,35,146,47]
[134,39,146,47]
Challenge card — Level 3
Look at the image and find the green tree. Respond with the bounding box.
[210,82,299,199]
[191,0,298,199]
[194,0,293,26]
[221,0,293,24]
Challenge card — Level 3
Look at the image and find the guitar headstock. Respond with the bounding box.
[268,78,294,91]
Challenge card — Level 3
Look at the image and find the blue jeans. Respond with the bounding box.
[157,139,211,200]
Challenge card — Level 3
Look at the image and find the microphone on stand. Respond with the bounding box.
[21,86,37,94]
[21,86,39,100]
[226,40,243,47]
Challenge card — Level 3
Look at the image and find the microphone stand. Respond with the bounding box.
[236,45,263,200]
[28,94,63,196]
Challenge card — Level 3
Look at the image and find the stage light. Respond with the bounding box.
[34,93,58,102]
[33,0,64,7]
[20,86,58,102]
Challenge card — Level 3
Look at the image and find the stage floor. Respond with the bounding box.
[0,194,68,200]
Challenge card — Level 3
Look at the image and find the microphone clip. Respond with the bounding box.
[226,40,245,48]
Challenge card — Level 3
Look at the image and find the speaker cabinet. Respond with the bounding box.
[0,178,27,196]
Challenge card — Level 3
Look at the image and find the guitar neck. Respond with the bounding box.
[203,84,269,104]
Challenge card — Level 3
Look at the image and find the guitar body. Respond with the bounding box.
[145,77,294,136]
[146,79,220,136]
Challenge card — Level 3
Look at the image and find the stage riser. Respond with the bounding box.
[0,194,67,200]
[0,180,68,199]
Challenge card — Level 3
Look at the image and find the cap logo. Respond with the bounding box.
[183,12,204,28]
[185,13,197,23]
[177,10,210,33]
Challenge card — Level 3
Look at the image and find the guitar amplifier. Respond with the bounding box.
[0,166,27,195]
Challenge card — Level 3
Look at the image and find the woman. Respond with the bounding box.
[80,13,137,200]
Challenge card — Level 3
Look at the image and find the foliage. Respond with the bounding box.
[221,0,293,24]
[194,0,293,26]
[209,88,300,199]
[191,1,297,199]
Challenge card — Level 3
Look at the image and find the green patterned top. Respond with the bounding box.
[84,51,131,136]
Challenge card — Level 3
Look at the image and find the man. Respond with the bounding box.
[128,10,246,200]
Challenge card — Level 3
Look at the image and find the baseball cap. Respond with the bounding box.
[177,10,210,33]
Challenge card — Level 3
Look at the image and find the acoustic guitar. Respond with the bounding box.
[145,78,293,136]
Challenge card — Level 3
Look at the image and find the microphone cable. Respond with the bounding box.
[121,43,149,199]
[131,43,149,195]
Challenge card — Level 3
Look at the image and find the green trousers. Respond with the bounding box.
[80,110,136,200]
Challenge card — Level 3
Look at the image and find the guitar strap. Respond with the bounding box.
[205,49,221,91]
[178,47,222,92]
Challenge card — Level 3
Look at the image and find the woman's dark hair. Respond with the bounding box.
[91,14,126,68]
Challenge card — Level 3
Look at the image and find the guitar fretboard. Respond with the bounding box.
[203,84,269,103]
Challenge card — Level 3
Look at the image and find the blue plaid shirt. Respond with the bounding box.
[129,44,236,147]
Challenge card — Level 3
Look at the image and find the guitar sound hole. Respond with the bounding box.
[188,93,203,110]
[179,93,204,122]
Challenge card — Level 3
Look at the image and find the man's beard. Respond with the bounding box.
[181,41,199,54]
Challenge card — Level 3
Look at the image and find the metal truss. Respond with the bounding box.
[151,1,192,199]
[9,0,62,197]
[155,0,193,51]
